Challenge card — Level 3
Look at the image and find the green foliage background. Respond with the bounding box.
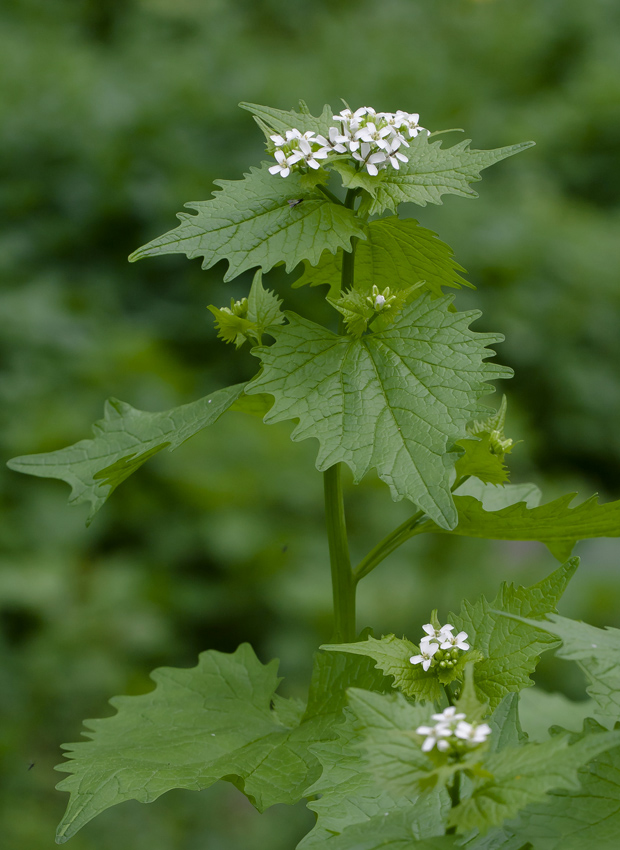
[2,0,620,847]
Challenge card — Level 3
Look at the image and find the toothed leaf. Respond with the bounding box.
[364,134,535,215]
[7,383,246,522]
[129,164,365,281]
[246,294,511,530]
[294,217,469,299]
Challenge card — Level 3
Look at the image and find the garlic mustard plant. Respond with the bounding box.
[8,100,620,847]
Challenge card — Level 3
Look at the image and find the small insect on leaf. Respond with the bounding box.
[287,199,303,208]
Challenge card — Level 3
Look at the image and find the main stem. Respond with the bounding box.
[324,464,356,642]
[324,187,360,643]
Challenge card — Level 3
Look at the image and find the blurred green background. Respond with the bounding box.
[2,0,620,847]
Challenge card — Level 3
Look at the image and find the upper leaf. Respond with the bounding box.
[129,164,365,281]
[454,436,510,486]
[247,295,511,530]
[422,488,620,561]
[293,217,469,299]
[362,134,535,215]
[7,383,246,523]
[448,560,578,710]
[239,100,335,141]
[208,269,284,347]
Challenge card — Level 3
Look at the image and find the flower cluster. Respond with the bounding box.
[268,106,428,179]
[410,622,470,672]
[416,706,492,754]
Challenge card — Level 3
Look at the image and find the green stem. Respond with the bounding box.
[352,475,470,583]
[341,189,359,298]
[324,464,356,642]
[353,509,427,582]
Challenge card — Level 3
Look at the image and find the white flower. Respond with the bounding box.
[268,149,302,178]
[421,623,454,644]
[410,641,439,672]
[416,722,452,752]
[297,139,330,170]
[270,133,287,147]
[374,294,386,310]
[455,721,492,745]
[440,630,470,651]
[316,127,348,153]
[432,706,465,722]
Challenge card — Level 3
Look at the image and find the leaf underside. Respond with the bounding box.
[7,383,246,523]
[247,294,511,530]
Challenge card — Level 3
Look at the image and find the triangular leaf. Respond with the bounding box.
[7,383,246,523]
[454,435,510,486]
[364,134,535,215]
[55,643,386,844]
[239,101,335,141]
[247,294,511,530]
[293,217,469,299]
[208,270,284,347]
[322,635,481,703]
[421,490,620,560]
[322,635,441,703]
[129,164,365,281]
[448,560,578,710]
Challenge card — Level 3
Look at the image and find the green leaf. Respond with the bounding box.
[309,813,458,850]
[55,644,383,844]
[422,490,620,560]
[347,688,440,795]
[208,270,284,347]
[487,693,527,752]
[293,217,469,299]
[448,728,620,835]
[54,646,290,840]
[454,435,509,486]
[7,383,246,523]
[322,635,441,703]
[518,720,620,850]
[506,614,620,722]
[239,100,335,141]
[322,635,481,703]
[364,134,535,215]
[303,640,392,723]
[247,294,511,530]
[448,560,578,710]
[129,164,365,281]
[300,710,449,848]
